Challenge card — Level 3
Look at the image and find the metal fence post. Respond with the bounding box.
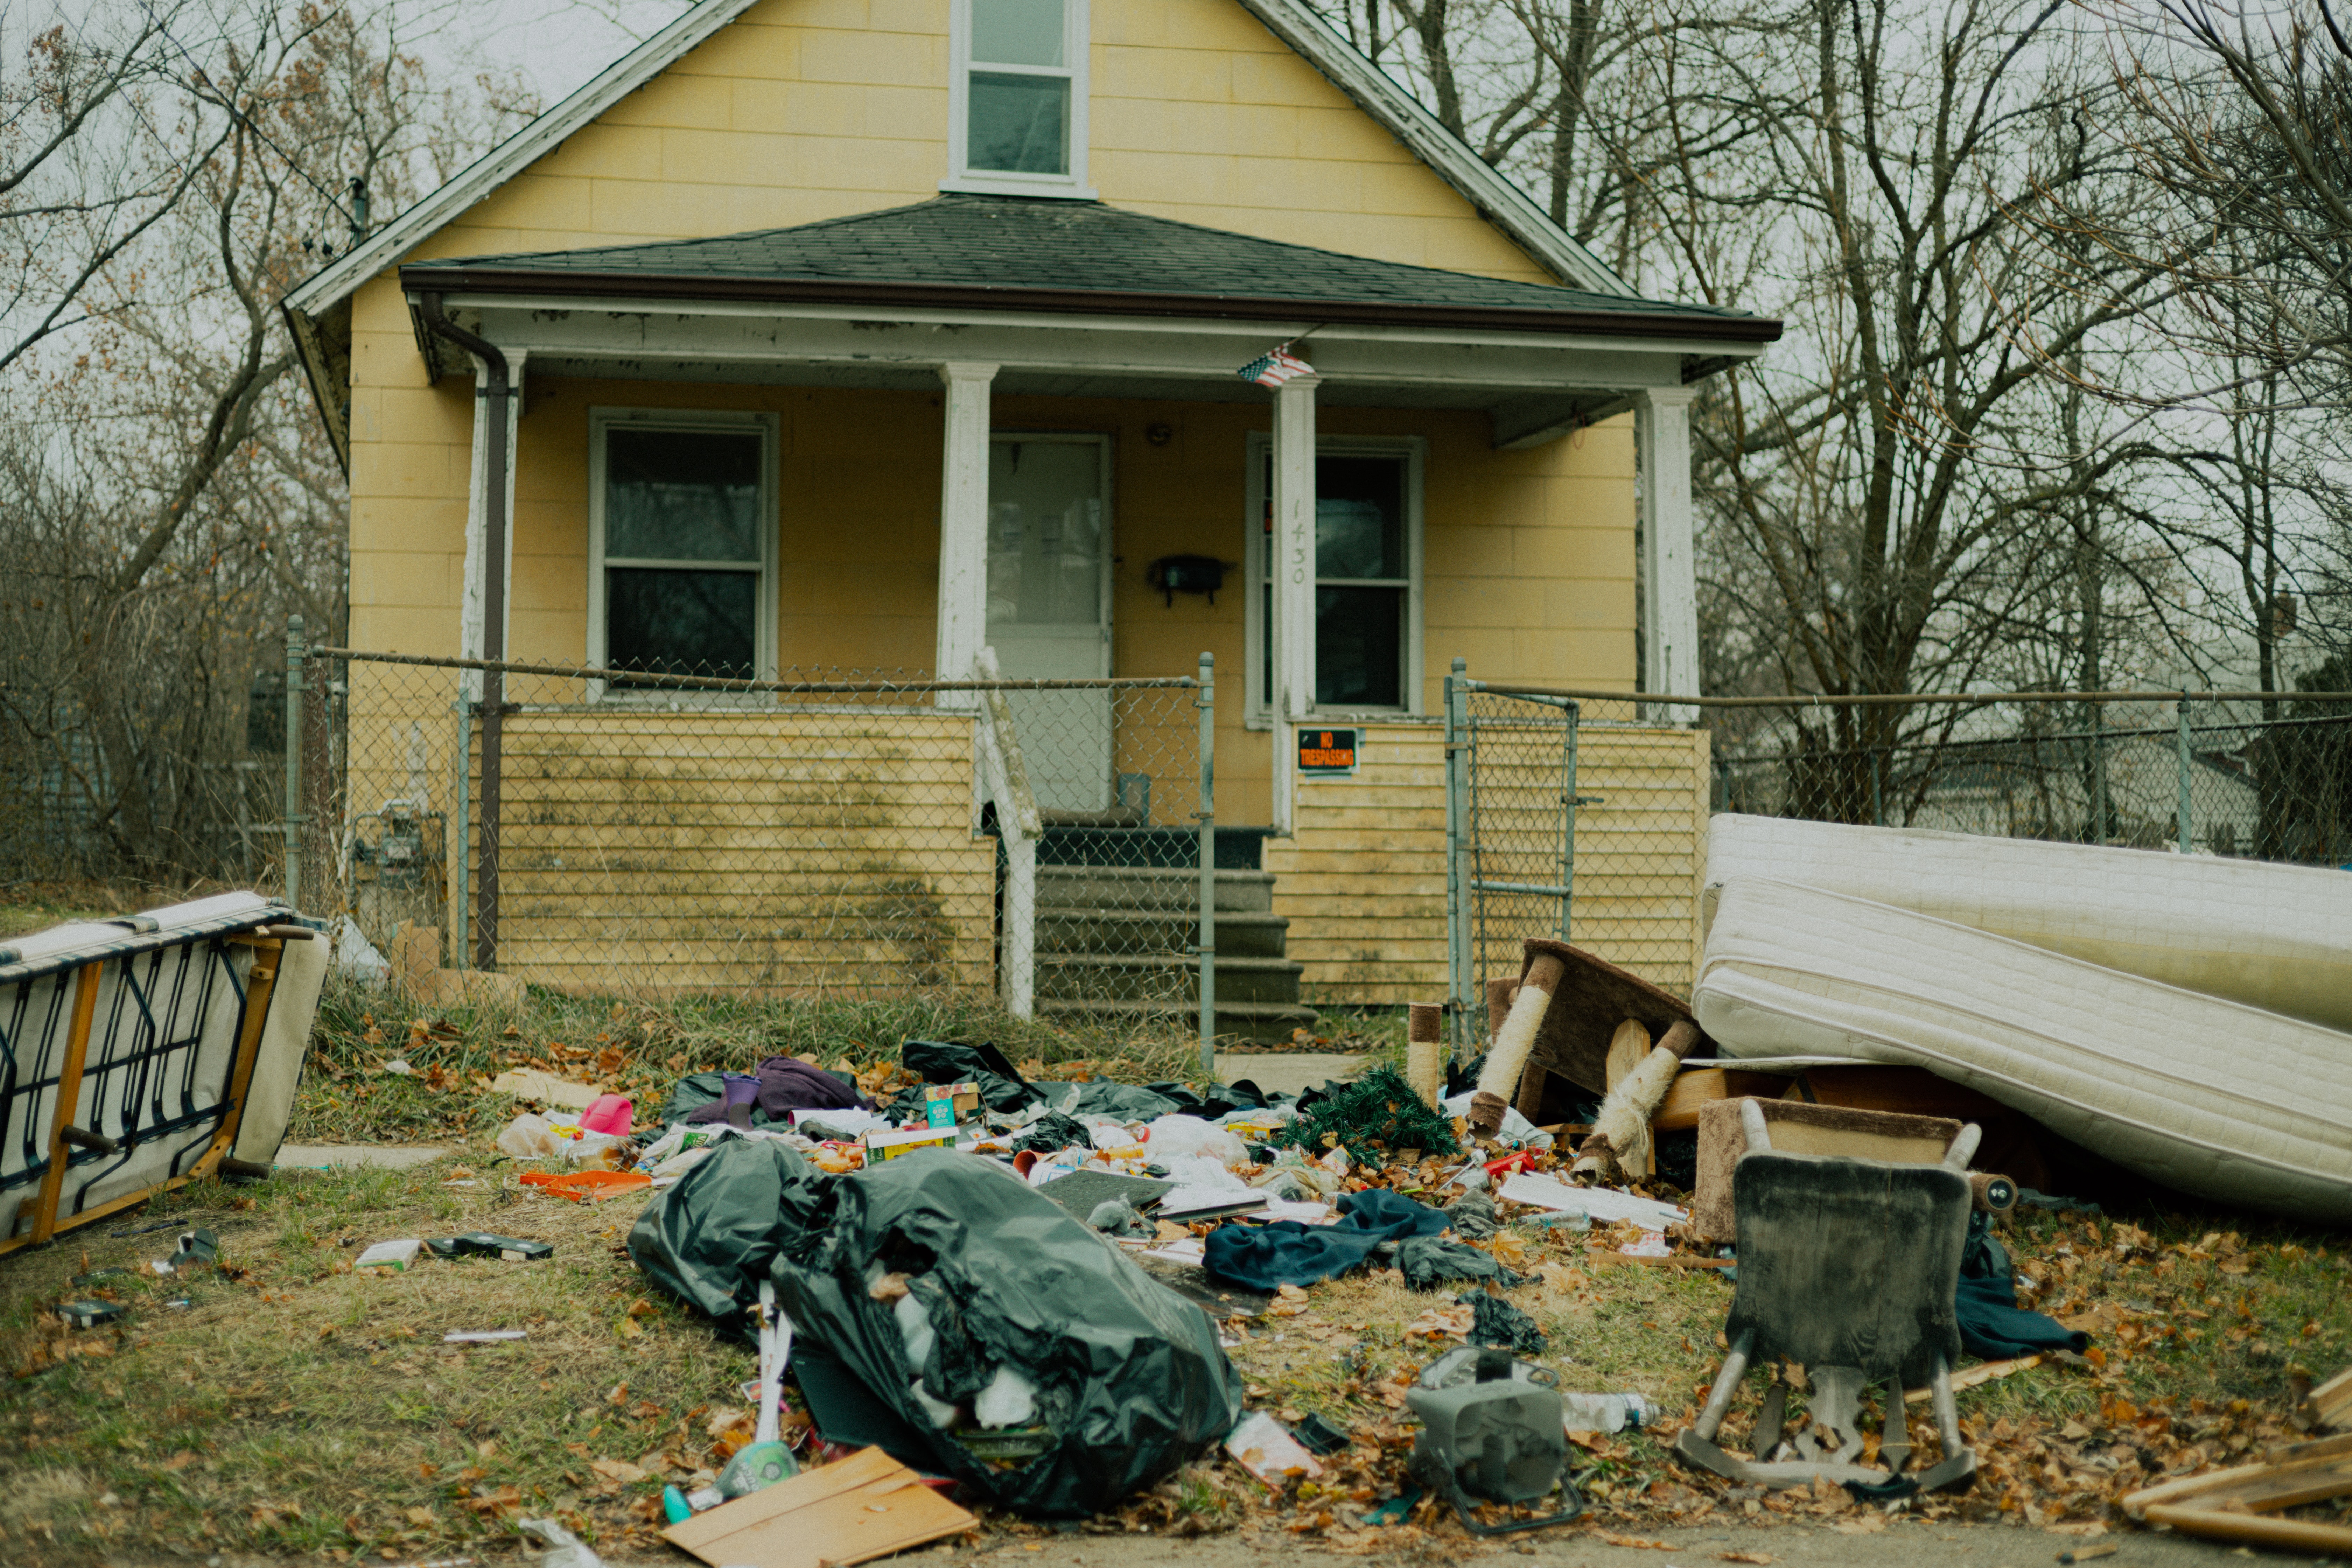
[477,659,503,971]
[1196,652,1216,1078]
[282,616,306,910]
[2090,701,2109,846]
[1443,656,1470,1054]
[1560,699,1580,941]
[2177,692,2193,854]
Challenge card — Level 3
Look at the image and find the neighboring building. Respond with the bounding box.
[284,0,1778,1018]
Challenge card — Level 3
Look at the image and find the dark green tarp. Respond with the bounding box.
[628,1139,1243,1517]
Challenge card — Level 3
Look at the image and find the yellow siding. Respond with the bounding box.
[388,0,1548,282]
[337,652,994,994]
[488,706,993,993]
[1266,720,1707,1004]
[1266,721,1448,1005]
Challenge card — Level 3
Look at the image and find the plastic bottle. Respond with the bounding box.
[1558,1392,1655,1433]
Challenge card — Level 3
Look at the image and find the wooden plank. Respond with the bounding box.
[2302,1366,2352,1429]
[2127,1445,2352,1517]
[2140,1504,2352,1553]
[29,962,102,1246]
[197,939,284,1176]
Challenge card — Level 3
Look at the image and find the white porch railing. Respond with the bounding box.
[974,646,1044,1018]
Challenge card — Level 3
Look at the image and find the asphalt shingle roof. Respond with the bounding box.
[405,194,1770,334]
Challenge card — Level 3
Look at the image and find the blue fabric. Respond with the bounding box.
[1202,1188,1451,1291]
[1955,1215,2089,1360]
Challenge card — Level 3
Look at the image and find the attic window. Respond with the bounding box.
[946,0,1093,198]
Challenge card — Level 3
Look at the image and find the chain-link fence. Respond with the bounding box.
[284,636,1217,1048]
[1444,673,1712,1018]
[1713,700,2352,864]
[1447,677,2352,1009]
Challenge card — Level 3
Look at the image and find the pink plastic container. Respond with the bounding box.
[579,1094,634,1137]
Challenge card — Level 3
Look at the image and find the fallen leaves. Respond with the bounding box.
[1404,1304,1474,1339]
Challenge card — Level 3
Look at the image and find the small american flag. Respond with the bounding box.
[1238,343,1315,388]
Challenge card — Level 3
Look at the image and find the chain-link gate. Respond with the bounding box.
[1444,666,1581,1046]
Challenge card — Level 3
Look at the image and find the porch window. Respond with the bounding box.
[1246,436,1425,719]
[947,0,1093,198]
[588,410,777,686]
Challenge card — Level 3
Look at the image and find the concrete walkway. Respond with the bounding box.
[275,1144,449,1170]
[1214,1051,1365,1098]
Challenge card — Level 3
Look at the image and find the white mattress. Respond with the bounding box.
[1694,877,2352,1223]
[1704,814,2352,1032]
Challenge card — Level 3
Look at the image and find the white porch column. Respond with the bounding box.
[460,347,526,672]
[1637,385,1700,718]
[1271,371,1320,831]
[935,361,998,707]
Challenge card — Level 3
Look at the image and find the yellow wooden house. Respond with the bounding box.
[284,0,1777,1029]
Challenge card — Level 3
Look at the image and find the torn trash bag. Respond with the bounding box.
[629,1139,1242,1517]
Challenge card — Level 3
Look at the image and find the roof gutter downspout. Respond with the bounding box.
[417,293,506,973]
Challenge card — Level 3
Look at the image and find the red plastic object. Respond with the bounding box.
[520,1170,652,1203]
[1484,1150,1539,1178]
[579,1093,634,1136]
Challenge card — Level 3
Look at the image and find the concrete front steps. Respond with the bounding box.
[1029,866,1318,1045]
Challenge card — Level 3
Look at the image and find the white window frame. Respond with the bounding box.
[1244,432,1426,726]
[944,0,1096,200]
[586,406,780,702]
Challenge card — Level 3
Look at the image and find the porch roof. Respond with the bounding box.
[401,194,1779,345]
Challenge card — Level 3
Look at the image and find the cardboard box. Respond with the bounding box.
[863,1127,955,1162]
[923,1099,957,1130]
[924,1082,981,1117]
[355,1239,421,1272]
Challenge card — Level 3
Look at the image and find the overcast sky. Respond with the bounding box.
[440,0,699,114]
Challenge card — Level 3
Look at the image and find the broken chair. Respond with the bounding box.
[1675,1100,1981,1494]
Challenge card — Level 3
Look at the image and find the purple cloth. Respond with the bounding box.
[684,1057,870,1125]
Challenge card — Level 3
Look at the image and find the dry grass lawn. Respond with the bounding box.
[1,969,2346,1563]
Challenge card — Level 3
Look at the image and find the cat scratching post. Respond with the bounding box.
[1406,1002,1443,1109]
[1485,977,1518,1045]
[1471,950,1567,1134]
[1574,1018,1704,1180]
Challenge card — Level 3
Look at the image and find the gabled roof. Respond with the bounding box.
[401,194,1777,341]
[284,0,1636,321]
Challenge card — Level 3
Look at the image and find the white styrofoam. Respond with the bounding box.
[1694,877,2352,1222]
[1704,814,2352,1031]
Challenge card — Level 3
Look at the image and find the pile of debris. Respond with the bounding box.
[422,983,2348,1563]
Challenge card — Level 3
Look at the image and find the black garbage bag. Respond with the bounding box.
[626,1139,828,1330]
[1066,1080,1182,1121]
[1460,1289,1547,1353]
[632,1141,1242,1517]
[770,1151,1243,1516]
[1010,1111,1091,1153]
[902,1038,1039,1113]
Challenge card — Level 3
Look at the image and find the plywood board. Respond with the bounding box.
[662,1445,974,1568]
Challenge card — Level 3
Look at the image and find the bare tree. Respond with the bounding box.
[0,0,535,879]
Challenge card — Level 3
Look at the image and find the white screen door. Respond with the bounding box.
[985,435,1111,813]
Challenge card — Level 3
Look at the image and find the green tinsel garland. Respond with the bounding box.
[1272,1064,1461,1159]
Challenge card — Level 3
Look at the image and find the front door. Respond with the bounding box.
[985,435,1111,814]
